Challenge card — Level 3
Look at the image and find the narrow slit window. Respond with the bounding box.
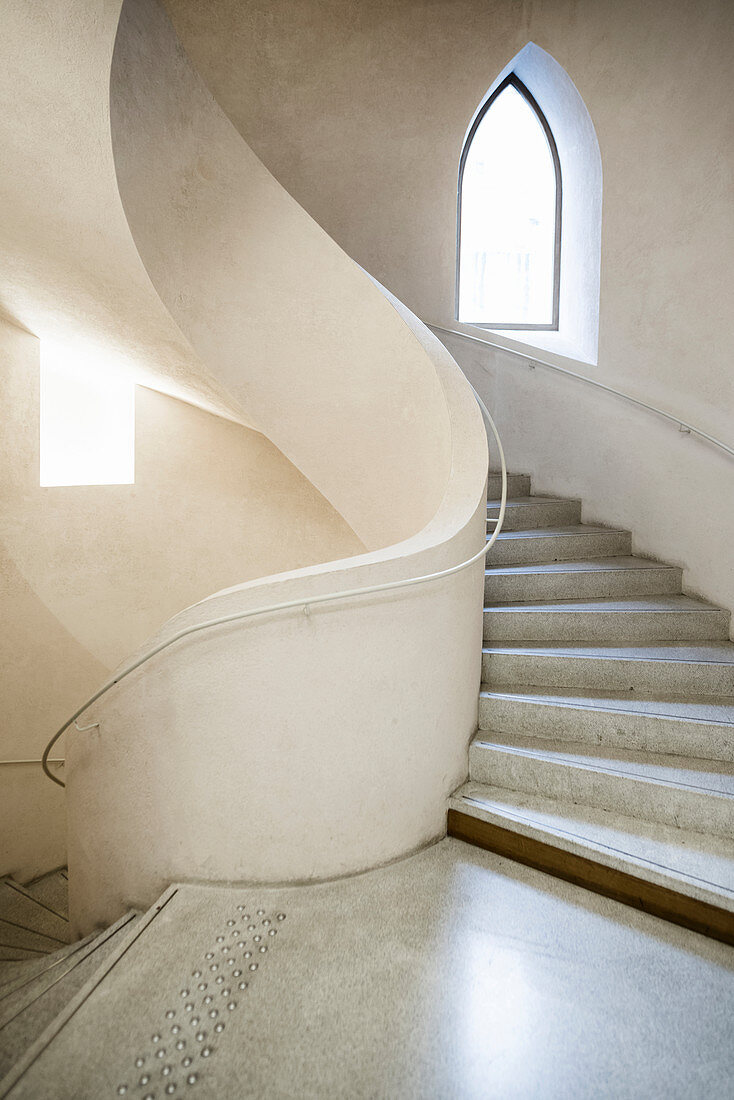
[40,343,135,487]
[457,76,561,330]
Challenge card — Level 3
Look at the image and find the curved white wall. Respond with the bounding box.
[0,316,363,883]
[110,0,452,549]
[67,314,488,933]
[37,0,491,932]
[166,0,734,623]
[0,1,242,424]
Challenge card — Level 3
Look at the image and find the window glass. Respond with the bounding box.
[458,82,559,328]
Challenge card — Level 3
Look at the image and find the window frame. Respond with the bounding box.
[456,73,563,332]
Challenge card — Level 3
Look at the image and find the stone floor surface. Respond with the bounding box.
[2,838,733,1098]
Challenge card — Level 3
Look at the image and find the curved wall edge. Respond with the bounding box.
[65,0,490,932]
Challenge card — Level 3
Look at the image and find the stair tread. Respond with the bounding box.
[22,872,69,923]
[487,496,581,507]
[472,733,734,795]
[451,781,734,903]
[0,884,70,948]
[484,594,725,613]
[480,684,734,724]
[483,641,734,663]
[485,556,679,576]
[0,911,140,1080]
[0,939,93,1000]
[0,919,60,956]
[492,524,627,539]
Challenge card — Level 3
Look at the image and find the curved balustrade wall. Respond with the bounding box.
[55,0,489,932]
[110,0,452,550]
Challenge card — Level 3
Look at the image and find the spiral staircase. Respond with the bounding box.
[2,470,733,1094]
[1,0,733,1093]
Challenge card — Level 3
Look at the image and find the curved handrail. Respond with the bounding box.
[428,323,734,461]
[41,390,506,789]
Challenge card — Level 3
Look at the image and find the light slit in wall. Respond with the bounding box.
[39,341,135,487]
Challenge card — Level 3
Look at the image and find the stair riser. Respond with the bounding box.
[488,530,632,566]
[482,651,734,695]
[483,609,731,643]
[0,947,42,964]
[22,872,69,922]
[487,474,530,498]
[0,911,140,1080]
[484,567,682,603]
[0,885,70,946]
[447,801,734,945]
[487,500,582,531]
[469,744,734,839]
[478,697,734,760]
[0,920,59,955]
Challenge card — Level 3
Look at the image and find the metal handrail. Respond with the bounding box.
[428,323,734,460]
[0,758,64,767]
[41,389,506,789]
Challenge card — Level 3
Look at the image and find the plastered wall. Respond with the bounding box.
[163,0,734,617]
[0,317,363,880]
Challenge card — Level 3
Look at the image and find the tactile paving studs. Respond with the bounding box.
[117,902,285,1097]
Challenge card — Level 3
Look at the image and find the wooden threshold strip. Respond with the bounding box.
[447,808,734,948]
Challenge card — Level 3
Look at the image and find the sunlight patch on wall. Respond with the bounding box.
[40,343,135,487]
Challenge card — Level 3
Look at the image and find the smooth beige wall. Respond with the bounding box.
[0,317,363,881]
[3,0,490,921]
[110,0,453,551]
[66,306,488,934]
[163,0,734,615]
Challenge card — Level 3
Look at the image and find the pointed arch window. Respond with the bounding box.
[457,75,561,330]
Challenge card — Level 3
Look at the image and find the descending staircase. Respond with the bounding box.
[449,471,734,944]
[1,478,732,1092]
[0,871,140,1082]
[0,872,71,970]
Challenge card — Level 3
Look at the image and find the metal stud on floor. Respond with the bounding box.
[116,902,285,1096]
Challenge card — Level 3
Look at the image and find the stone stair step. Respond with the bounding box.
[0,937,97,1002]
[479,685,734,760]
[0,912,140,1082]
[0,886,277,1098]
[483,594,731,642]
[0,884,69,949]
[448,782,734,943]
[482,641,734,694]
[487,525,632,565]
[487,472,530,498]
[468,734,734,839]
[0,949,44,967]
[485,557,682,602]
[0,923,60,960]
[487,496,582,531]
[20,873,68,924]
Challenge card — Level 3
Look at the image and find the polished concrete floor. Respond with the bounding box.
[5,838,734,1098]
